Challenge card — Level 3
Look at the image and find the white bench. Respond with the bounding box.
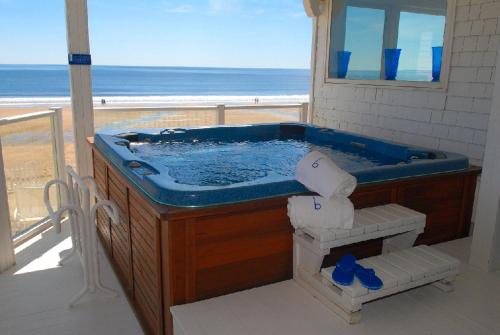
[293,204,459,323]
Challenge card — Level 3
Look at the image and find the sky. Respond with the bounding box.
[0,0,312,69]
[397,12,445,71]
[343,6,445,72]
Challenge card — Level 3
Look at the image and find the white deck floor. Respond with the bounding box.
[1,225,500,335]
[0,224,143,335]
[172,238,500,335]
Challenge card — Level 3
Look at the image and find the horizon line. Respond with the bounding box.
[0,63,311,71]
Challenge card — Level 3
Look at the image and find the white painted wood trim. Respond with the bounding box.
[309,16,320,124]
[304,0,325,17]
[322,0,456,90]
[470,47,500,272]
[295,270,362,323]
[0,137,15,273]
[65,0,94,177]
[295,244,460,321]
[318,266,458,308]
[292,204,430,321]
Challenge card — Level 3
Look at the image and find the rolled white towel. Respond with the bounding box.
[295,151,357,198]
[287,195,354,230]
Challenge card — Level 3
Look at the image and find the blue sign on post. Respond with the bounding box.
[68,54,92,65]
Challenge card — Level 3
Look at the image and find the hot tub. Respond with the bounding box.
[90,123,479,335]
[94,123,469,207]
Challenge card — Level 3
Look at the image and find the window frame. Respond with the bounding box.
[324,0,456,89]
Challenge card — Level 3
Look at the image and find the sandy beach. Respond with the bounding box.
[0,99,304,234]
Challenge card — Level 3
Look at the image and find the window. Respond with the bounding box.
[328,0,449,84]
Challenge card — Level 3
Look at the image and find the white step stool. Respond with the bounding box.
[293,204,459,323]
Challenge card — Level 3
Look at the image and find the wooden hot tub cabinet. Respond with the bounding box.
[91,142,480,335]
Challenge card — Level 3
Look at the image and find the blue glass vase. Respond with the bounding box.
[432,46,443,82]
[337,51,352,79]
[384,48,401,80]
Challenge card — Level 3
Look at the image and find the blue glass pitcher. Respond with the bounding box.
[384,48,401,80]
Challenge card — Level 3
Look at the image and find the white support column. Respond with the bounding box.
[65,0,94,177]
[0,137,15,272]
[469,50,500,272]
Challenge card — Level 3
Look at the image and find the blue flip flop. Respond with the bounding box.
[354,264,383,290]
[332,254,356,286]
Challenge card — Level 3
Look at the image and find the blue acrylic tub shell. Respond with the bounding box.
[94,123,469,207]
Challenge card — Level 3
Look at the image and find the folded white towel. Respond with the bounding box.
[287,195,354,230]
[295,151,357,198]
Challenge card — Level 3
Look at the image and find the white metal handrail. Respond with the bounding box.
[0,108,66,247]
[0,110,56,126]
[44,166,119,307]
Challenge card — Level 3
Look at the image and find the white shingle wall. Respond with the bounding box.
[312,0,500,165]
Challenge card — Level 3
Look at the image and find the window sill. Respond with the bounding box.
[324,78,445,90]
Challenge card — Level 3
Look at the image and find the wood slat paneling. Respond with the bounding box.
[93,152,111,252]
[350,184,397,209]
[398,176,464,244]
[130,190,163,335]
[134,284,160,335]
[195,229,291,270]
[108,167,132,293]
[96,207,111,252]
[195,251,292,300]
[166,206,294,305]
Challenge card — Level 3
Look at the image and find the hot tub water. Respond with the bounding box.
[130,139,400,186]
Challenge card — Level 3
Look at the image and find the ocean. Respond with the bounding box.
[0,64,310,105]
[0,65,434,107]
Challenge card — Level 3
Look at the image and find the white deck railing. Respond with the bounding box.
[94,102,309,129]
[94,102,309,121]
[0,108,66,245]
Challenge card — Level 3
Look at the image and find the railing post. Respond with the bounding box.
[216,104,226,125]
[0,137,15,272]
[300,102,309,123]
[50,107,67,233]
